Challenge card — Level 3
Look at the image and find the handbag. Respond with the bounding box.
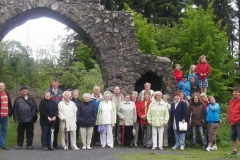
[97,125,104,133]
[179,122,187,131]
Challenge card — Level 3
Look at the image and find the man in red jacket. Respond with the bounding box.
[228,87,240,156]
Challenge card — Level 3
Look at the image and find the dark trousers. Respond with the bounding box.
[121,126,133,145]
[41,124,53,148]
[53,117,59,147]
[76,123,80,145]
[17,122,34,147]
[93,125,100,144]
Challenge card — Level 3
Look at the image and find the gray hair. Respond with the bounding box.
[93,85,100,91]
[73,89,79,94]
[104,91,112,97]
[63,91,72,97]
[82,93,91,99]
[162,94,169,99]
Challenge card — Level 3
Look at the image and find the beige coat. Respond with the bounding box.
[58,99,78,131]
[111,94,124,109]
[147,100,169,127]
[118,101,137,126]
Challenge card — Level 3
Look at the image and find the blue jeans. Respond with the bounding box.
[192,125,207,146]
[41,124,54,148]
[173,130,186,148]
[0,117,8,147]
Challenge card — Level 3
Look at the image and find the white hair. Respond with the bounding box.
[103,91,112,97]
[73,89,79,93]
[93,85,100,91]
[82,93,91,99]
[63,91,72,97]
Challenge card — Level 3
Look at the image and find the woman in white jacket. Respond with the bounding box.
[96,91,116,148]
[58,91,79,150]
[147,91,169,150]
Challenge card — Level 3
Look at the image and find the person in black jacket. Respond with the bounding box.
[39,91,58,151]
[77,93,96,150]
[71,89,82,147]
[170,92,188,151]
[13,86,38,150]
[0,82,13,150]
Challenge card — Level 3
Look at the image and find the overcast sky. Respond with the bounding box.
[3,17,73,57]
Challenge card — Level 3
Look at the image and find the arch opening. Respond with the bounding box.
[134,71,163,93]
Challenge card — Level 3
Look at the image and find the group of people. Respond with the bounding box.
[174,55,211,100]
[0,75,239,157]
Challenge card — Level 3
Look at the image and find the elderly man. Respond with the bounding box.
[58,91,79,150]
[111,86,124,144]
[0,82,12,150]
[13,86,38,150]
[138,82,154,101]
[45,78,63,149]
[90,85,103,145]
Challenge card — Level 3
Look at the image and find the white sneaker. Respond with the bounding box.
[102,145,106,148]
[172,146,178,149]
[82,146,86,150]
[206,146,211,151]
[151,147,156,150]
[110,146,114,149]
[87,146,92,150]
[134,143,138,147]
[73,147,79,150]
[180,146,184,150]
[211,146,218,151]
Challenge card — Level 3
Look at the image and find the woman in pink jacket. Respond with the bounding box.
[196,55,211,94]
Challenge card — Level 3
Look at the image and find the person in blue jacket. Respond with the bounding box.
[178,75,191,100]
[90,85,103,145]
[205,96,220,152]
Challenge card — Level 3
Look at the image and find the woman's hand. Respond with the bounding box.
[47,117,52,122]
[52,116,56,121]
[62,118,66,122]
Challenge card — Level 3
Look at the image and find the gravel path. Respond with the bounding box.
[0,123,177,160]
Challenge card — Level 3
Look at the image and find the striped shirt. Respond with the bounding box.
[0,91,8,117]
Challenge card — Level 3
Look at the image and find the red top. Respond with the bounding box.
[174,70,183,83]
[137,99,151,125]
[196,62,211,80]
[228,97,240,125]
[134,100,141,122]
[0,91,8,117]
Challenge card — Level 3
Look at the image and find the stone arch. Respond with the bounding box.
[0,0,178,96]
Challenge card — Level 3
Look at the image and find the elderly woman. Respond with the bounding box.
[147,91,169,150]
[77,93,96,150]
[131,91,141,147]
[118,94,137,148]
[39,91,58,151]
[170,92,188,150]
[137,90,152,149]
[58,91,79,150]
[96,91,116,148]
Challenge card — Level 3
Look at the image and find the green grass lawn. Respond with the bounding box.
[114,147,238,160]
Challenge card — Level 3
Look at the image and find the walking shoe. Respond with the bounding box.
[141,145,146,148]
[27,146,33,150]
[180,146,184,150]
[159,147,164,150]
[228,151,237,155]
[211,146,218,151]
[101,145,106,148]
[82,146,86,150]
[206,146,211,151]
[191,144,196,148]
[87,146,92,150]
[48,147,55,151]
[16,146,22,149]
[151,147,156,150]
[42,147,48,151]
[72,147,79,150]
[110,146,114,149]
[134,143,138,147]
[172,146,178,149]
[1,147,9,150]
